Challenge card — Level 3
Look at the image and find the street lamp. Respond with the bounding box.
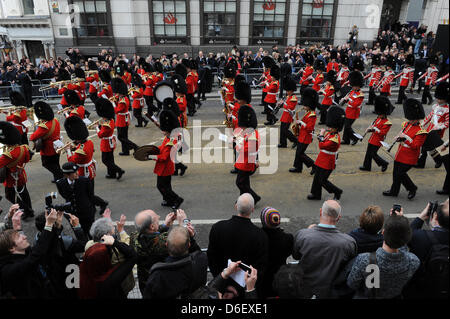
[0,37,13,57]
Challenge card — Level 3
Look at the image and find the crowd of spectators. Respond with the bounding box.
[0,193,448,299]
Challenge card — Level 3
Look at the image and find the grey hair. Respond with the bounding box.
[322,200,342,221]
[89,217,114,242]
[135,215,153,234]
[167,226,190,257]
[236,193,254,217]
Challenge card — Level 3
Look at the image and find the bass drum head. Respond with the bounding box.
[134,144,160,161]
[154,80,174,103]
[422,130,443,151]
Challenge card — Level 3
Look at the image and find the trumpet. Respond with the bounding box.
[57,106,73,115]
[87,118,104,129]
[85,70,98,76]
[0,105,28,113]
[38,79,81,91]
[109,95,118,103]
[339,90,352,106]
[55,141,74,154]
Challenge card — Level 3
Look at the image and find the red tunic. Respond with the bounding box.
[422,103,449,138]
[234,129,260,172]
[144,74,155,96]
[58,86,69,106]
[97,119,116,152]
[264,80,279,104]
[67,106,86,119]
[378,69,395,95]
[67,139,96,180]
[424,66,438,86]
[186,72,197,94]
[300,66,314,86]
[368,117,392,147]
[336,67,349,86]
[154,136,177,176]
[98,84,113,99]
[29,119,61,156]
[398,66,414,87]
[86,73,100,94]
[280,94,297,123]
[6,110,28,135]
[122,72,132,86]
[345,90,364,120]
[131,88,145,109]
[368,67,382,87]
[262,71,272,93]
[321,84,335,106]
[176,95,187,128]
[223,79,235,103]
[394,122,427,165]
[327,62,339,73]
[114,96,131,128]
[0,144,31,187]
[297,111,317,144]
[312,73,324,92]
[315,131,340,170]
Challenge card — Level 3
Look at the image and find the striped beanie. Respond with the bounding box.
[260,206,281,229]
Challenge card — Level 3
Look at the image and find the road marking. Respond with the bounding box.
[121,218,290,226]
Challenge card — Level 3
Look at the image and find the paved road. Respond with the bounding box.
[0,89,447,248]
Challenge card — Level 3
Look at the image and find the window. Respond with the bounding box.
[298,0,335,41]
[251,0,287,45]
[72,0,110,37]
[203,0,237,44]
[22,0,35,15]
[152,1,188,43]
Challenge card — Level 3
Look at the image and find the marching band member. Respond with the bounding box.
[0,121,34,220]
[98,69,113,99]
[278,75,298,148]
[416,81,449,168]
[383,98,428,200]
[63,89,86,119]
[94,98,125,180]
[111,78,138,156]
[312,59,325,92]
[143,62,156,115]
[131,73,148,128]
[359,96,393,172]
[6,91,29,145]
[229,75,247,174]
[377,55,396,97]
[289,88,318,173]
[153,61,165,110]
[326,50,339,73]
[222,63,236,106]
[56,68,72,108]
[366,54,382,106]
[186,60,199,116]
[307,106,345,200]
[72,67,87,106]
[395,54,415,105]
[261,56,273,110]
[85,60,100,104]
[29,101,64,183]
[172,74,189,130]
[336,54,350,99]
[341,71,365,145]
[299,52,314,94]
[264,64,280,126]
[318,70,336,125]
[419,55,439,105]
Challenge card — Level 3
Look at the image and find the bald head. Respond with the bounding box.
[320,200,342,225]
[167,226,190,257]
[236,193,254,217]
[135,210,158,233]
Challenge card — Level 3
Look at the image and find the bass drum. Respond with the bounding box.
[154,80,174,104]
[422,130,444,152]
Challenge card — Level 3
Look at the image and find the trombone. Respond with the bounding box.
[0,105,28,113]
[87,118,104,129]
[57,106,73,115]
[56,134,97,154]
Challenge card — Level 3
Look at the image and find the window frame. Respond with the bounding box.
[200,0,239,45]
[296,0,339,45]
[250,0,290,46]
[149,0,190,45]
[22,0,35,15]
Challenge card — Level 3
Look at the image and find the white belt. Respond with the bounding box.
[102,135,116,148]
[249,152,258,156]
[77,159,96,177]
[320,150,337,155]
[118,112,131,121]
[402,144,410,148]
[267,92,277,95]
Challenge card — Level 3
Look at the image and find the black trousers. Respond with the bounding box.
[396,86,407,104]
[319,104,329,124]
[236,169,260,202]
[79,218,94,238]
[133,108,147,126]
[293,143,314,171]
[280,122,297,146]
[117,126,137,154]
[422,85,433,104]
[362,143,388,170]
[41,154,63,182]
[187,93,196,115]
[20,133,28,146]
[310,166,341,199]
[343,118,357,143]
[144,95,157,115]
[380,92,389,97]
[300,84,309,95]
[197,88,206,101]
[23,85,33,108]
[266,103,277,123]
[261,91,267,106]
[367,86,376,104]
[102,151,122,177]
[156,175,181,204]
[89,92,99,104]
[90,179,108,208]
[442,154,449,192]
[389,161,417,195]
[5,184,33,215]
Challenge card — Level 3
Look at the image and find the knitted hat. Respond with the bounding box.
[260,206,281,229]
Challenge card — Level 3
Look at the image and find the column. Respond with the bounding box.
[15,40,25,60]
[240,0,251,46]
[43,41,51,60]
[190,0,201,46]
[287,0,300,45]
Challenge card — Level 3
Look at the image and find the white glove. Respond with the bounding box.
[148,155,158,160]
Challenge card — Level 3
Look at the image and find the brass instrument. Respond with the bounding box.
[0,105,28,113]
[339,90,352,106]
[128,87,141,95]
[222,100,234,128]
[55,141,74,154]
[87,118,104,129]
[38,78,83,92]
[57,106,73,115]
[85,70,98,76]
[109,95,118,103]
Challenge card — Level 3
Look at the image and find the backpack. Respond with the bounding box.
[423,231,449,299]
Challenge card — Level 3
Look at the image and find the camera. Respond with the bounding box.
[427,201,439,218]
[45,192,73,213]
[238,262,251,273]
[392,204,402,214]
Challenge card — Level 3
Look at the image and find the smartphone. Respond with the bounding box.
[238,262,251,273]
[392,204,402,214]
[183,219,190,227]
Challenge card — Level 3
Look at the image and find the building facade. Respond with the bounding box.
[1,0,449,60]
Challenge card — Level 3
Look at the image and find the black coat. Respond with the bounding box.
[348,228,383,254]
[0,229,55,299]
[56,176,96,225]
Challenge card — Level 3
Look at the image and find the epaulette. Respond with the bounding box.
[290,95,298,102]
[329,135,339,144]
[38,122,49,129]
[2,149,12,159]
[102,121,111,128]
[416,129,428,135]
[329,85,334,90]
[401,121,408,129]
[384,120,392,126]
[357,92,364,98]
[74,148,86,156]
[119,97,126,104]
[248,131,258,141]
[308,112,316,118]
[166,139,175,147]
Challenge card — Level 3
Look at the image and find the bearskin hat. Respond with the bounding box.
[348,71,364,88]
[435,81,449,102]
[235,81,251,104]
[405,54,415,66]
[159,110,180,133]
[429,55,439,65]
[99,69,111,83]
[171,74,188,95]
[189,59,198,70]
[114,64,125,77]
[314,59,326,72]
[224,63,237,79]
[64,116,89,141]
[138,57,146,67]
[371,54,381,66]
[262,56,275,69]
[143,62,154,73]
[326,70,336,85]
[0,121,22,146]
[340,54,349,66]
[270,64,281,80]
[34,101,54,121]
[154,61,163,73]
[181,58,190,68]
[283,75,297,92]
[111,78,128,95]
[303,53,314,65]
[352,58,365,72]
[175,63,188,79]
[57,68,71,81]
[386,56,396,69]
[235,74,246,84]
[88,60,97,71]
[374,95,394,116]
[74,67,85,79]
[403,98,425,120]
[300,88,319,110]
[238,105,257,129]
[94,98,115,119]
[163,97,180,117]
[330,50,338,61]
[9,91,26,106]
[64,90,81,106]
[280,63,292,77]
[326,106,346,131]
[132,73,144,88]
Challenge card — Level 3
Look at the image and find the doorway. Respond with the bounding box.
[25,40,46,65]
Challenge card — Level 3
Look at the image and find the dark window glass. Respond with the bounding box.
[73,0,110,38]
[203,0,237,42]
[22,0,34,14]
[152,1,187,37]
[298,0,335,39]
[252,0,287,41]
